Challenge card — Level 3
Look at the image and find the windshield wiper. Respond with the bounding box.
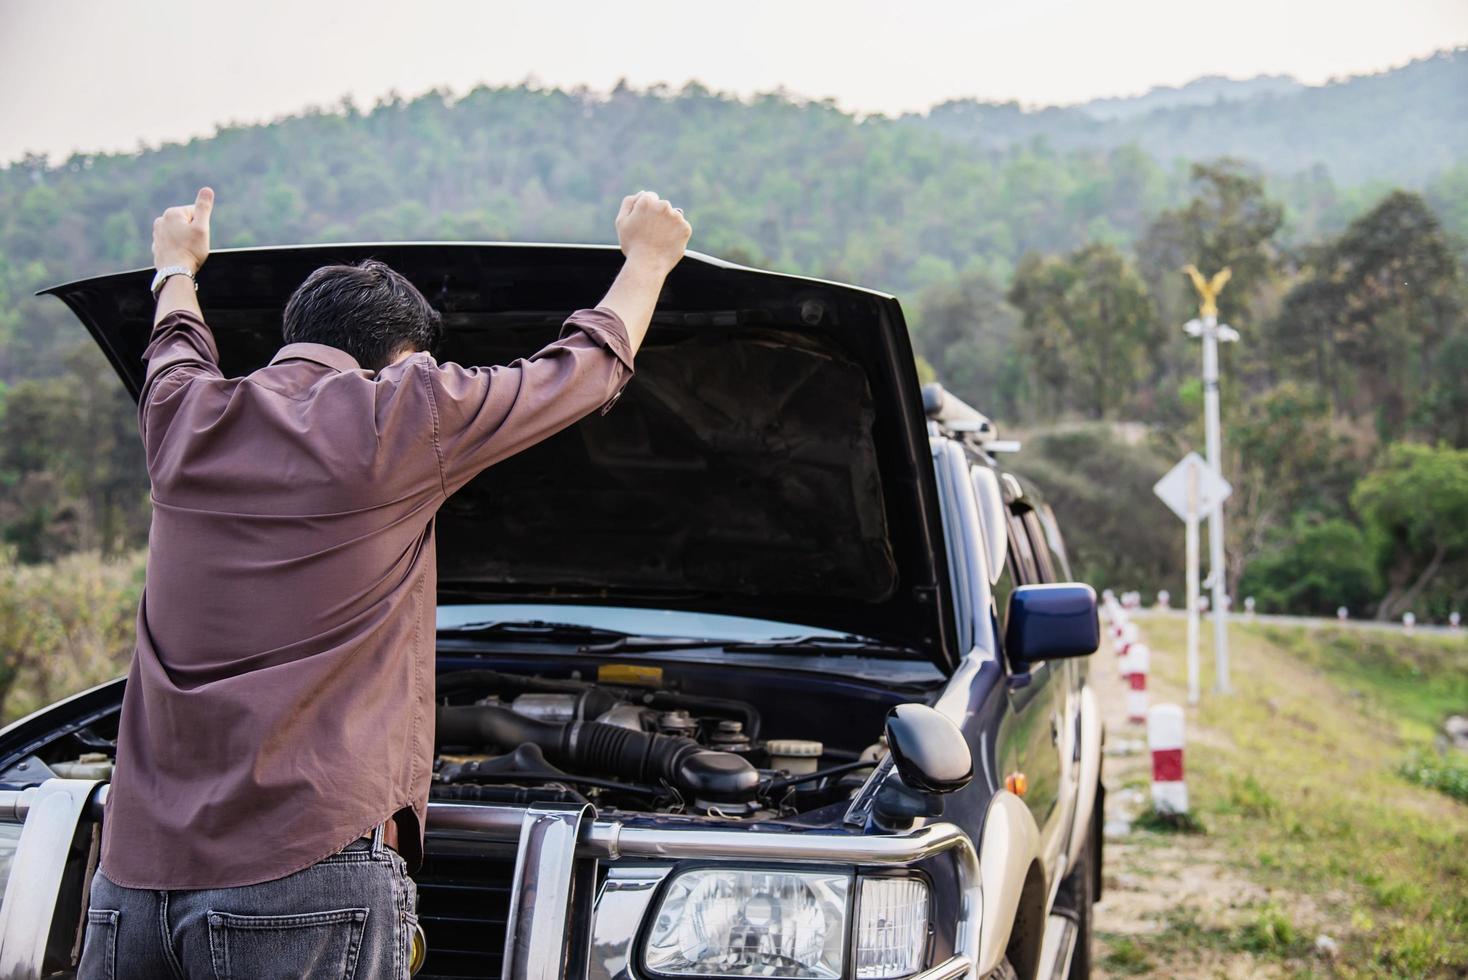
[722,635,921,659]
[437,620,634,644]
[438,620,725,652]
[437,622,919,659]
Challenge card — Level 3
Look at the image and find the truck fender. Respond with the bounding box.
[975,789,1042,976]
[1065,684,1103,876]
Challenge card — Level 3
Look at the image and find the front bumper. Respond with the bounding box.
[0,782,980,980]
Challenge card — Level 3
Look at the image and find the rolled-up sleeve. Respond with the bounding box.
[424,307,635,495]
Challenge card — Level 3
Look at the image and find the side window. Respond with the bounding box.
[992,549,1016,636]
[1036,505,1075,581]
[1007,511,1040,584]
[1022,511,1058,583]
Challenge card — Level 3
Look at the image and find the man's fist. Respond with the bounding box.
[615,191,691,274]
[152,187,214,275]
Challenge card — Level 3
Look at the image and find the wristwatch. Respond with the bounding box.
[150,265,198,300]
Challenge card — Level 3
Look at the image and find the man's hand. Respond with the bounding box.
[598,192,692,358]
[152,187,214,275]
[615,191,691,275]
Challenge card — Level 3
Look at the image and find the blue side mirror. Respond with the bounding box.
[1004,583,1099,666]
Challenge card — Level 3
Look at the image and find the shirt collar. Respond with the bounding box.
[269,343,362,374]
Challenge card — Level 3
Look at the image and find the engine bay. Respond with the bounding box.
[2,657,923,827]
[431,668,888,820]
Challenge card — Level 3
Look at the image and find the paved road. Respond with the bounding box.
[1128,606,1465,638]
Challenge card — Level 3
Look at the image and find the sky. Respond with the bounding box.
[1,0,1465,165]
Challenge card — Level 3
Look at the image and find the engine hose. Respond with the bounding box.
[435,703,760,804]
[435,669,761,737]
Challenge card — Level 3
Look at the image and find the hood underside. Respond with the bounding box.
[44,243,955,669]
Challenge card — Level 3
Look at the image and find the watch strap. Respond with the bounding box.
[151,265,197,299]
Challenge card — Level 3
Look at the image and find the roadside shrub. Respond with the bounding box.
[1399,750,1468,804]
[1238,517,1380,616]
[0,550,143,723]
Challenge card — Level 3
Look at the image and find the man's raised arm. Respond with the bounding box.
[140,187,222,442]
[596,191,693,355]
[423,191,691,494]
[152,187,213,327]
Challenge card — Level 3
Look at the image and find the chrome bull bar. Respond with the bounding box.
[0,784,982,980]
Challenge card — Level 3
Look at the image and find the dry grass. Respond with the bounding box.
[1120,616,1468,977]
[0,550,143,724]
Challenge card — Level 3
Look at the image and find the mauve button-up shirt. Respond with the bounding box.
[100,304,634,889]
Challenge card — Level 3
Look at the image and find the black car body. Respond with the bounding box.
[0,245,1104,980]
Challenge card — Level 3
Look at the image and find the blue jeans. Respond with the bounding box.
[78,826,418,979]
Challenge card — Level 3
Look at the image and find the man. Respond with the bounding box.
[79,187,691,979]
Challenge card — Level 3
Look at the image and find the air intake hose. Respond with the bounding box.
[435,703,760,804]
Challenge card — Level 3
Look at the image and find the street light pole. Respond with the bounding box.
[1184,266,1239,695]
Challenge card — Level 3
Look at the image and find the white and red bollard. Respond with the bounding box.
[1147,703,1188,814]
[1451,611,1462,631]
[1156,590,1170,610]
[1117,622,1139,678]
[1337,606,1349,621]
[1403,611,1416,635]
[1126,643,1150,724]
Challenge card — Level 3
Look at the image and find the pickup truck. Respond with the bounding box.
[0,244,1104,980]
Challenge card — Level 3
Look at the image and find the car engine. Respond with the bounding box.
[432,669,879,819]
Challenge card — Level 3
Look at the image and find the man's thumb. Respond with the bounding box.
[193,187,214,223]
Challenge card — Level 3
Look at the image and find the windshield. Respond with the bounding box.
[435,603,851,643]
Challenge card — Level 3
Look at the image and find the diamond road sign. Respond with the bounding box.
[1153,452,1232,522]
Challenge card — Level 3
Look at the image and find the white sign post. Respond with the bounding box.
[1183,265,1240,697]
[1154,452,1232,704]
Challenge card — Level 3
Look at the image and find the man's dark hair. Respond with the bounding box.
[282,259,443,371]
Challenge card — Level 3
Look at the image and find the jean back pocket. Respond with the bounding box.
[208,907,368,980]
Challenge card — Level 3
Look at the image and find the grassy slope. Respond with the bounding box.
[1116,617,1467,977]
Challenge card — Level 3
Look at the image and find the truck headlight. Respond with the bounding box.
[643,869,849,978]
[642,869,932,979]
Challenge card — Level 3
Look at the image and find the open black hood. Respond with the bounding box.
[43,243,956,670]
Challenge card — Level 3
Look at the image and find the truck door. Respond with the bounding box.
[1021,507,1082,883]
[997,507,1064,878]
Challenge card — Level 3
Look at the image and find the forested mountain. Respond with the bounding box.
[0,51,1464,618]
[1077,74,1306,121]
[917,49,1467,186]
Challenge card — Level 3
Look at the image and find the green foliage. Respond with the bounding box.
[1132,806,1207,835]
[0,550,143,723]
[1008,243,1159,419]
[1352,443,1468,620]
[1271,191,1464,442]
[1238,518,1380,616]
[1097,935,1154,975]
[1237,903,1301,955]
[908,270,1024,420]
[1399,751,1468,805]
[0,77,1462,619]
[1009,426,1184,595]
[919,49,1468,188]
[1137,160,1283,334]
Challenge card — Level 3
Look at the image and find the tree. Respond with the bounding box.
[1137,160,1283,334]
[910,271,1024,420]
[1238,518,1380,616]
[1352,443,1468,620]
[1225,383,1367,584]
[1009,243,1159,419]
[1271,192,1464,440]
